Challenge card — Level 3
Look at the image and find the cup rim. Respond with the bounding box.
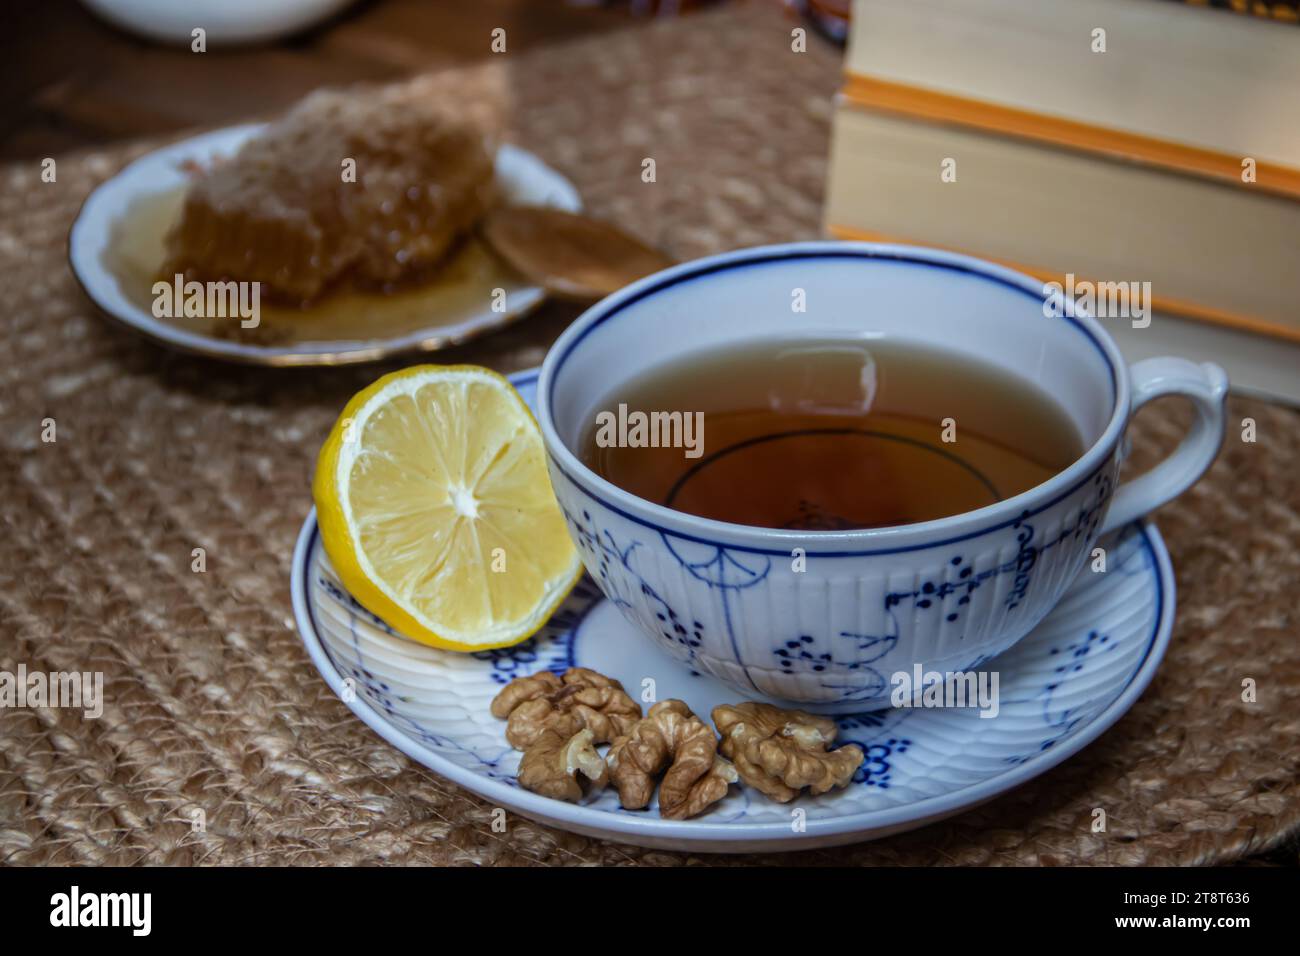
[537,241,1129,556]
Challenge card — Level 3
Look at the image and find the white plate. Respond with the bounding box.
[290,368,1176,853]
[69,125,580,366]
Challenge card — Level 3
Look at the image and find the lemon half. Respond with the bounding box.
[313,365,582,651]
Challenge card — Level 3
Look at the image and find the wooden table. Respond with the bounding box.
[0,0,644,160]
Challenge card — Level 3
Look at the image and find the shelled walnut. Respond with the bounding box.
[491,668,642,803]
[712,702,864,803]
[491,667,642,749]
[516,728,609,802]
[492,670,865,816]
[607,700,738,820]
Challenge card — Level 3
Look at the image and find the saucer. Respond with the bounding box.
[290,368,1175,852]
[69,125,580,366]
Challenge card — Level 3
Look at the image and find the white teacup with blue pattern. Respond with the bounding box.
[537,243,1225,711]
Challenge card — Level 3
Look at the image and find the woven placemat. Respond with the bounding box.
[1,2,1297,866]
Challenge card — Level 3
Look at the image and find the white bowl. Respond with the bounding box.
[80,0,357,45]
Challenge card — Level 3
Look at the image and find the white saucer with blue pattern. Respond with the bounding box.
[290,369,1176,853]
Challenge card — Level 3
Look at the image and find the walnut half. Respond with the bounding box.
[607,700,738,820]
[492,668,643,804]
[517,728,609,802]
[712,702,864,803]
[491,667,641,750]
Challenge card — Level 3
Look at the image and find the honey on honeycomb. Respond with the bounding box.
[164,81,498,304]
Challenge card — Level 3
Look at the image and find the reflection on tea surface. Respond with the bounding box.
[580,336,1083,530]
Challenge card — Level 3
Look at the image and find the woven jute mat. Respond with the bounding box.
[1,3,1297,866]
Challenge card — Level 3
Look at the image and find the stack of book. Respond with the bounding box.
[825,0,1300,403]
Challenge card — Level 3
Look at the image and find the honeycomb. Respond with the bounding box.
[164,80,498,304]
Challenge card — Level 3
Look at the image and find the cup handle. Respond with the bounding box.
[1099,357,1228,535]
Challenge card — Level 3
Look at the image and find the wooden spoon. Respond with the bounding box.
[480,205,676,302]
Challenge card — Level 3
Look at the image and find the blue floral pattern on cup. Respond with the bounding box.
[546,461,1118,709]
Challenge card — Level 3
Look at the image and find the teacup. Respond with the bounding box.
[537,242,1226,710]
